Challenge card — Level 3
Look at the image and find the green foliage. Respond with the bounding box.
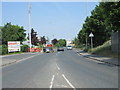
[21,45,30,52]
[37,44,43,49]
[54,39,66,47]
[2,23,26,45]
[89,40,111,54]
[28,28,39,46]
[77,2,120,47]
[39,36,47,45]
[73,37,80,47]
[0,45,2,55]
[1,45,8,55]
[51,38,58,45]
[88,40,120,58]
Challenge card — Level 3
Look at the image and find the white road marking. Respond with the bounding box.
[0,53,40,58]
[1,54,41,67]
[62,74,76,90]
[56,64,60,70]
[17,54,40,62]
[56,84,68,88]
[50,75,55,89]
[77,53,81,56]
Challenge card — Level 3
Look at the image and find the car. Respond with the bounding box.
[67,46,73,50]
[46,48,50,53]
[57,47,64,51]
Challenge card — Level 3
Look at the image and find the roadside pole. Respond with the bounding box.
[91,36,93,48]
[89,32,94,49]
[28,0,32,50]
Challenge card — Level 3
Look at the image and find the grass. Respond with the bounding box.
[88,40,120,59]
[4,52,24,55]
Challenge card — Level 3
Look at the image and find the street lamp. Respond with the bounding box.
[28,0,32,49]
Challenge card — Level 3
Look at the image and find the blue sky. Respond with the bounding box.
[2,2,99,40]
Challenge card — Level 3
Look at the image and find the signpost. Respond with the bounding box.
[8,41,21,52]
[89,32,94,48]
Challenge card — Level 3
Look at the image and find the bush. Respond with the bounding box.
[89,40,111,54]
[21,45,29,52]
[2,45,8,55]
[0,45,2,55]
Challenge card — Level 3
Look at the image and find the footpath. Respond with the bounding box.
[75,49,119,66]
[0,52,41,67]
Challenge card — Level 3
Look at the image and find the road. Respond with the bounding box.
[2,49,118,88]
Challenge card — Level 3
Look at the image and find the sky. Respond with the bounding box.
[2,2,99,41]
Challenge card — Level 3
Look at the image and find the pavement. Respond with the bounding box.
[2,49,118,88]
[75,48,119,66]
[0,52,41,67]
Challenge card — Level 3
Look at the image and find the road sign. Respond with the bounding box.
[8,41,21,52]
[89,32,94,48]
[89,32,94,37]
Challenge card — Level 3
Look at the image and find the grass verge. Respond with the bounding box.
[88,40,120,59]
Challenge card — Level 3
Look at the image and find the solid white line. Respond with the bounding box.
[17,54,40,62]
[62,74,76,90]
[1,54,41,67]
[50,75,55,89]
[0,53,39,58]
[56,64,60,70]
[77,53,81,56]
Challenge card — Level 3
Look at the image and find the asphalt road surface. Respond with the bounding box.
[2,49,118,88]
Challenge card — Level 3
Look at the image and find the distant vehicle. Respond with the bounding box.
[46,48,50,53]
[43,47,54,53]
[57,47,64,51]
[43,44,54,53]
[67,46,73,50]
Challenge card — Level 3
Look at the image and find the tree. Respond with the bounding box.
[73,37,79,46]
[28,28,40,46]
[0,26,2,45]
[51,38,58,45]
[2,22,26,45]
[55,39,66,47]
[39,36,46,45]
[77,2,120,47]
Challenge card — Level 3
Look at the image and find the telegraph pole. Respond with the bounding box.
[28,0,32,49]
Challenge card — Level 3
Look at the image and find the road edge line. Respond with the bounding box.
[1,54,41,67]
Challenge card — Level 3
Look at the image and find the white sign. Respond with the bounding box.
[89,32,94,37]
[8,41,21,52]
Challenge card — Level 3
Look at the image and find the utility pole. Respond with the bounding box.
[85,2,88,49]
[28,0,32,49]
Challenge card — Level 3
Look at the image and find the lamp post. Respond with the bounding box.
[28,0,32,49]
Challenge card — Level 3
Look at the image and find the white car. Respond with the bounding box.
[46,48,50,53]
[67,46,73,50]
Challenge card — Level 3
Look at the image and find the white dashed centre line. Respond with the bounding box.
[50,75,55,89]
[62,74,76,90]
[56,64,60,70]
